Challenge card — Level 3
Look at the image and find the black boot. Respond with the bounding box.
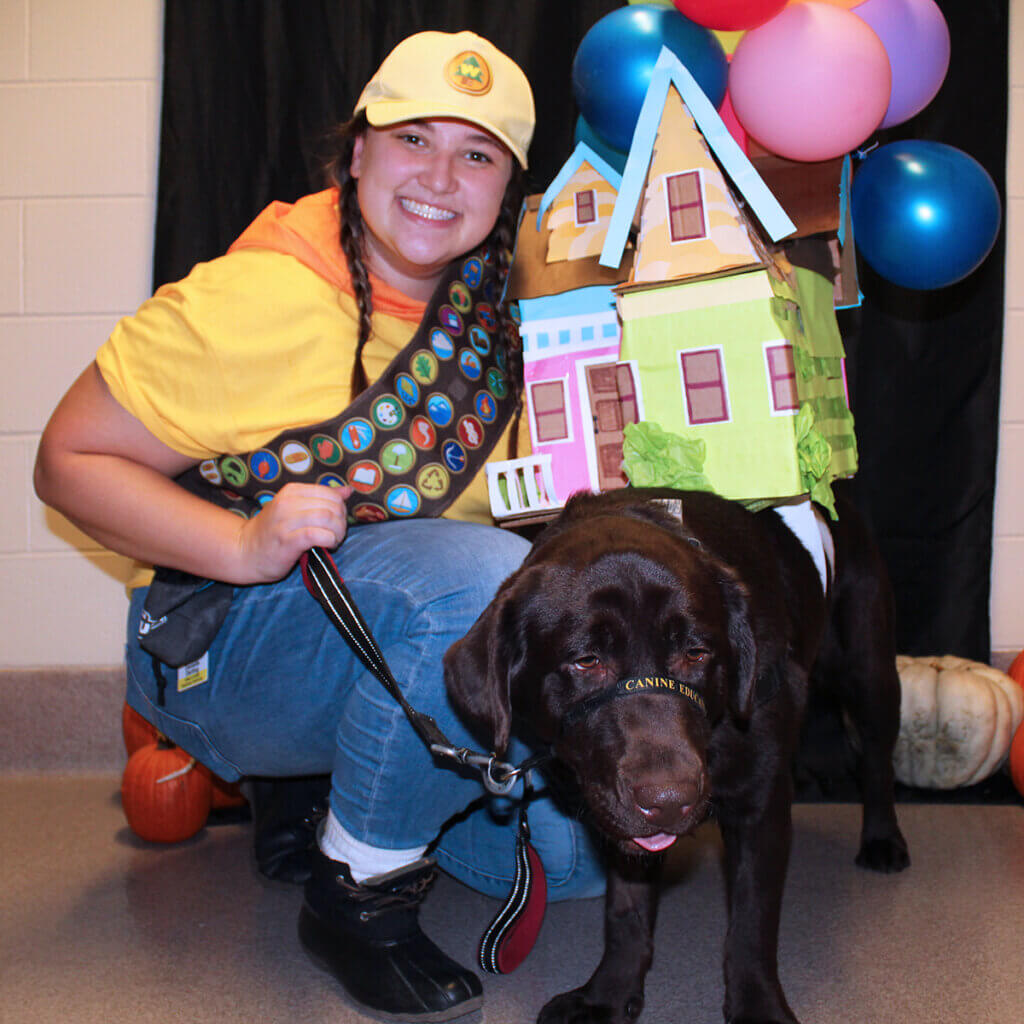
[299,845,483,1022]
[245,775,331,885]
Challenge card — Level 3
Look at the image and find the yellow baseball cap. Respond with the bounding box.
[353,31,535,169]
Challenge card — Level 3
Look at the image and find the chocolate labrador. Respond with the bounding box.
[444,486,909,1024]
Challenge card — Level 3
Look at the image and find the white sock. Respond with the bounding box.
[319,808,428,884]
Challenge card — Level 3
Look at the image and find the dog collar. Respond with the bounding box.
[560,675,707,736]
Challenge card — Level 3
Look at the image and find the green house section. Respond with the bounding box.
[618,266,855,507]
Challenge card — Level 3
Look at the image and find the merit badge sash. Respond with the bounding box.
[139,248,514,668]
[174,248,515,525]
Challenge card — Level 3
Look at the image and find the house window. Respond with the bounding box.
[680,348,729,424]
[665,171,706,243]
[575,188,597,226]
[531,380,570,443]
[765,344,799,413]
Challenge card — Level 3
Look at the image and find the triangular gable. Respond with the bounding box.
[537,143,622,227]
[631,86,760,283]
[599,47,796,270]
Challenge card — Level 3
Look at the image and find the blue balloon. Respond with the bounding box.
[572,4,728,153]
[574,115,629,175]
[851,141,1002,291]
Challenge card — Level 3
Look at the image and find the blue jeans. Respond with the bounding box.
[125,518,605,902]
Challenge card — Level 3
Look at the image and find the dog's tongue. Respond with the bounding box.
[632,832,677,853]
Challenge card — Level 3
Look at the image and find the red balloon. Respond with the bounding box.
[674,0,788,31]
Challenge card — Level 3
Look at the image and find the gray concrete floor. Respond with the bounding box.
[3,774,1024,1023]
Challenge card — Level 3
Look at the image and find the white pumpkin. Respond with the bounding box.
[894,655,1024,789]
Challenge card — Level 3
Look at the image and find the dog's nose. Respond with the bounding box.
[632,780,701,826]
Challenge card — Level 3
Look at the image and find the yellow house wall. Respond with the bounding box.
[546,163,618,263]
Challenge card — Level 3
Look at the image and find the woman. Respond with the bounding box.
[34,30,603,1023]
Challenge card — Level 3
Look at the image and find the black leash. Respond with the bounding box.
[299,546,548,795]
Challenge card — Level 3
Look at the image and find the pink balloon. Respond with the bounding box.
[718,90,750,154]
[729,2,891,162]
[853,0,950,128]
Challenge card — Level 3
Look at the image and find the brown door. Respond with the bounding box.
[585,362,638,492]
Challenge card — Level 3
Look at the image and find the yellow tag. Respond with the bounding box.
[177,652,209,692]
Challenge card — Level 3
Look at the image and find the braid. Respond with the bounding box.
[324,113,374,398]
[487,165,527,459]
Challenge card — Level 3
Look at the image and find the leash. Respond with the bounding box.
[299,544,548,975]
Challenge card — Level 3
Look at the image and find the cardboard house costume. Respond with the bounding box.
[488,47,858,529]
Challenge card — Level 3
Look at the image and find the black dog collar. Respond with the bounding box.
[560,676,707,737]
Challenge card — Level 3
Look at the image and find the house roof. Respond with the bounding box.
[599,46,796,270]
[536,142,623,230]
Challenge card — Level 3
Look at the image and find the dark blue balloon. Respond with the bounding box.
[574,115,629,175]
[851,140,1002,291]
[572,4,728,153]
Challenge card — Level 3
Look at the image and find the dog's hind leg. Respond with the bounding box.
[824,509,910,874]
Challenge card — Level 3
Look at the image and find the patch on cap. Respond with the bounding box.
[445,51,492,96]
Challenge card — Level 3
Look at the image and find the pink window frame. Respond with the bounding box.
[679,348,729,425]
[665,170,707,243]
[764,343,799,414]
[574,188,597,226]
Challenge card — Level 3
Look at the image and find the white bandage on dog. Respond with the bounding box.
[771,499,835,594]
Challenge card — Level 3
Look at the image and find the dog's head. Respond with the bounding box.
[444,496,759,855]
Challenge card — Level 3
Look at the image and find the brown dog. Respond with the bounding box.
[444,486,909,1024]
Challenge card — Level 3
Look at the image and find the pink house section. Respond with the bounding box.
[517,285,624,505]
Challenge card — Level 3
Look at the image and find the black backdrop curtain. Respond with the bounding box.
[154,0,1008,663]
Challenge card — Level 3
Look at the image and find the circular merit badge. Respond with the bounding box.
[394,373,420,407]
[439,306,464,336]
[457,415,485,449]
[371,394,405,431]
[311,433,344,466]
[474,390,498,423]
[280,440,313,475]
[351,502,387,524]
[461,257,483,289]
[198,459,223,486]
[347,460,383,494]
[457,348,483,380]
[441,439,467,474]
[410,349,439,385]
[338,417,375,454]
[317,472,348,489]
[429,329,455,361]
[425,393,455,428]
[380,439,416,475]
[249,449,281,483]
[384,485,421,518]
[416,463,450,500]
[468,324,491,356]
[449,280,472,313]
[486,367,508,399]
[409,415,437,451]
[220,456,248,488]
[475,303,497,332]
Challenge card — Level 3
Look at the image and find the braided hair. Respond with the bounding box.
[323,114,527,453]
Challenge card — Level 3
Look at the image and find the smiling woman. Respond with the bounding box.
[32,28,610,1024]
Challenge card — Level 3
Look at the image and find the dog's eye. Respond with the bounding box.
[573,655,601,670]
[685,647,710,663]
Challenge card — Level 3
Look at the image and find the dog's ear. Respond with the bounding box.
[443,568,538,756]
[717,569,758,720]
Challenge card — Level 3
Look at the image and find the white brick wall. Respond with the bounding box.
[0,0,160,666]
[0,1,1021,665]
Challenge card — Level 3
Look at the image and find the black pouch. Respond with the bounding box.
[137,567,234,668]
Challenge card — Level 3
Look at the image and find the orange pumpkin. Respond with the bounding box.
[121,740,212,843]
[121,702,161,755]
[1008,649,1024,689]
[1007,651,1024,798]
[210,774,248,809]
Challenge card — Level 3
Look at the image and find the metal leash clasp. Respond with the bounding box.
[430,744,522,796]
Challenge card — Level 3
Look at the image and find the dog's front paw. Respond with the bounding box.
[538,987,644,1024]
